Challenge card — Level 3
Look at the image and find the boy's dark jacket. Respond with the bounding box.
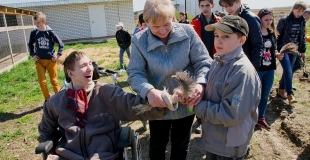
[277,12,306,53]
[28,25,64,59]
[115,29,131,49]
[238,5,264,70]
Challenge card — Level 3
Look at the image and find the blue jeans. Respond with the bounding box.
[119,47,131,69]
[149,115,195,160]
[258,70,274,120]
[279,53,297,95]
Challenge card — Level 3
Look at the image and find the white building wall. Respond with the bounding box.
[17,0,134,41]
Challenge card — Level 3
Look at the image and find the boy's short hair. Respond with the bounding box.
[179,11,187,18]
[63,51,86,82]
[143,0,175,24]
[138,13,145,25]
[205,15,249,37]
[33,12,46,22]
[293,0,307,11]
[198,0,213,4]
[219,0,238,7]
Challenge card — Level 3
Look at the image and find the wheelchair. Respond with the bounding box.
[35,126,141,160]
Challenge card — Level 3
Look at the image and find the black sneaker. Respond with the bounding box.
[256,118,271,131]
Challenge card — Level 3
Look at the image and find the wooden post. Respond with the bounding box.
[20,14,28,53]
[3,13,14,65]
[184,0,187,13]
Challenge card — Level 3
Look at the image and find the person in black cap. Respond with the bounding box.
[186,15,261,160]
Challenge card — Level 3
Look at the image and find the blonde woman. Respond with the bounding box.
[127,0,212,159]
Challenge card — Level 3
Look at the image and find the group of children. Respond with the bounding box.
[29,0,308,159]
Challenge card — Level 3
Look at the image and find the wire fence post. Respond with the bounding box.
[3,12,15,65]
[20,13,29,53]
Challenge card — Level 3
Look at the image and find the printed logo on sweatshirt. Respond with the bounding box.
[232,94,242,108]
[37,37,50,49]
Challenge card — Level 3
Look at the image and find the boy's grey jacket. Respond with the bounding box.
[195,47,261,158]
[38,82,168,160]
[238,5,264,70]
[277,11,306,53]
[127,23,212,120]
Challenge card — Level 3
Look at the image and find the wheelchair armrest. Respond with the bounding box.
[117,126,131,148]
[35,140,53,154]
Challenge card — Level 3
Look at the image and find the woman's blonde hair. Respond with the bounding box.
[143,0,175,24]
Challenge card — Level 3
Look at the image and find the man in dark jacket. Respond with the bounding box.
[219,0,263,71]
[115,22,131,70]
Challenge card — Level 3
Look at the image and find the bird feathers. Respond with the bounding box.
[280,43,299,55]
[171,71,196,98]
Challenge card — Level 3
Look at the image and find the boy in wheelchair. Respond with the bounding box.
[37,51,181,160]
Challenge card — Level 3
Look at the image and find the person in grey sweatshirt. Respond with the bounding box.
[39,51,181,160]
[188,15,261,159]
[126,0,212,159]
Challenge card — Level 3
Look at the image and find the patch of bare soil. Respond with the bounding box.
[246,59,310,160]
[56,47,123,70]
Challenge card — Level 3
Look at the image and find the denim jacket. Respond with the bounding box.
[127,23,212,120]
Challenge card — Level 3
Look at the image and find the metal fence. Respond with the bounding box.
[0,6,36,73]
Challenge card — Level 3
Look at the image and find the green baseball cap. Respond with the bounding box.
[205,15,249,37]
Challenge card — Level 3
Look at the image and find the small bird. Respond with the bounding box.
[171,71,196,98]
[280,43,299,55]
[132,71,195,115]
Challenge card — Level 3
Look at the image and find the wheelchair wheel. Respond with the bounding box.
[141,120,149,130]
[130,129,141,160]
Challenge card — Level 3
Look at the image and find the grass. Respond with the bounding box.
[0,39,122,114]
[0,129,24,142]
[63,40,118,50]
[0,58,65,113]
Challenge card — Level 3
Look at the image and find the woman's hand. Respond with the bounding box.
[146,89,167,108]
[170,89,184,104]
[276,52,284,60]
[46,154,59,160]
[301,53,306,60]
[183,83,205,106]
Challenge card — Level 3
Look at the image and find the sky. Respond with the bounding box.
[0,0,310,11]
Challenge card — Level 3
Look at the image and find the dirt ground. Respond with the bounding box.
[1,47,310,159]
